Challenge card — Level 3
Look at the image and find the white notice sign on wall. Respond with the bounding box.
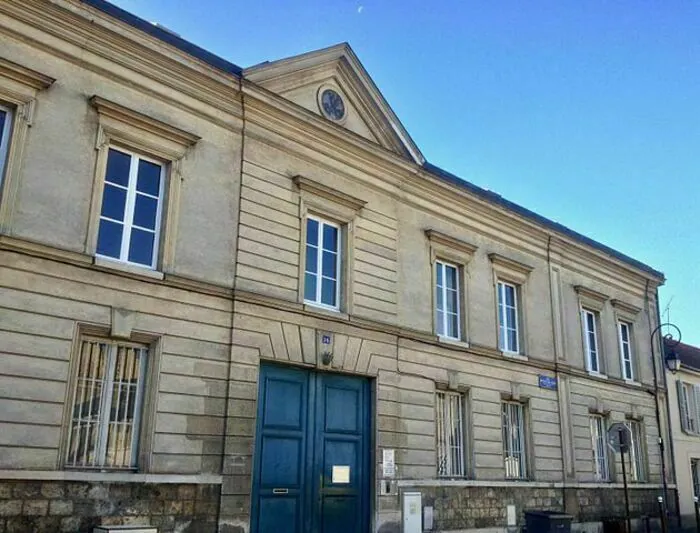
[382,449,395,478]
[332,465,350,484]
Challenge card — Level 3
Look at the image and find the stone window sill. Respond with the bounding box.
[94,256,164,280]
[438,336,470,349]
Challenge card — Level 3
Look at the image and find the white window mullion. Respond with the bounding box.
[315,222,323,303]
[149,165,166,267]
[120,155,139,262]
[97,344,117,467]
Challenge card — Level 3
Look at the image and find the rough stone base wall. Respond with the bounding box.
[0,480,220,533]
[408,485,677,531]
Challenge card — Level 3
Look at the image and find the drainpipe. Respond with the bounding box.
[651,284,680,526]
[546,236,567,511]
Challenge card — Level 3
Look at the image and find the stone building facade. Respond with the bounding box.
[666,340,700,525]
[0,1,674,532]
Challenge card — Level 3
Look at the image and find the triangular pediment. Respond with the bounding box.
[243,43,424,164]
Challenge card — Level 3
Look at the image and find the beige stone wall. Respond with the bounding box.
[668,371,700,518]
[0,250,232,474]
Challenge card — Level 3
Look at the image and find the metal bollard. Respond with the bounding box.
[658,497,668,533]
[695,496,700,533]
[644,515,651,533]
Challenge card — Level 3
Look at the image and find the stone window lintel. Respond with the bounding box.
[488,253,533,285]
[294,175,366,223]
[575,285,609,312]
[425,229,477,265]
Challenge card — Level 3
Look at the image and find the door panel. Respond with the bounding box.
[252,365,310,533]
[252,365,370,533]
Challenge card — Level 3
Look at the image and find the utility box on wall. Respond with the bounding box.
[402,492,422,533]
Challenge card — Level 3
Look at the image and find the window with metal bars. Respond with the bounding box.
[626,420,645,482]
[436,390,466,477]
[692,459,700,498]
[502,401,527,479]
[65,338,148,469]
[590,415,610,481]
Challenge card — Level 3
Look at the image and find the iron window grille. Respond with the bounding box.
[590,415,610,481]
[65,338,148,469]
[436,390,466,477]
[502,401,527,479]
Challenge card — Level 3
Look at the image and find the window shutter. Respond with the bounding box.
[679,381,690,432]
[688,385,700,433]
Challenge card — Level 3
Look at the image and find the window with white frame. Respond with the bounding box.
[96,147,165,269]
[436,390,466,477]
[435,260,460,340]
[497,281,520,353]
[691,459,700,498]
[678,381,700,434]
[304,216,340,309]
[618,321,634,381]
[65,337,148,469]
[590,415,610,481]
[0,104,12,187]
[626,420,645,481]
[502,401,527,479]
[582,309,601,373]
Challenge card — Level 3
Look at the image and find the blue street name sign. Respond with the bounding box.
[538,375,557,390]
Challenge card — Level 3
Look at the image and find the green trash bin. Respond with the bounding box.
[524,511,573,533]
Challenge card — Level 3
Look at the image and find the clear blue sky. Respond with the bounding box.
[113,0,699,345]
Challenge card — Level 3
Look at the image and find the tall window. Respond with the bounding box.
[590,415,610,481]
[497,281,520,353]
[618,321,634,381]
[65,338,148,469]
[678,381,700,434]
[304,216,340,309]
[582,309,601,373]
[435,260,460,340]
[502,401,527,479]
[627,421,645,481]
[96,147,165,269]
[0,104,12,187]
[436,391,466,477]
[691,459,700,498]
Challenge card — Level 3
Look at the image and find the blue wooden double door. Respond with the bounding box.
[251,364,371,533]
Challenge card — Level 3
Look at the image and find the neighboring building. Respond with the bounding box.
[0,1,675,532]
[667,339,700,523]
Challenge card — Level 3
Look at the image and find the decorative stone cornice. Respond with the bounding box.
[611,299,642,316]
[425,230,477,257]
[90,96,200,149]
[488,253,533,284]
[293,175,366,213]
[574,285,610,305]
[0,57,55,90]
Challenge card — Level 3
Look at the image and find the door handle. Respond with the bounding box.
[272,488,289,494]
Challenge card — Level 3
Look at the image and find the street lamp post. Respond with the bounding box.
[649,322,682,528]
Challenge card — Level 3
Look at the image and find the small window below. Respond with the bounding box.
[436,390,466,477]
[96,147,165,269]
[590,415,610,481]
[0,103,12,188]
[435,260,460,340]
[304,215,340,310]
[502,401,528,479]
[691,459,700,499]
[65,337,148,469]
[497,281,520,353]
[626,420,645,482]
